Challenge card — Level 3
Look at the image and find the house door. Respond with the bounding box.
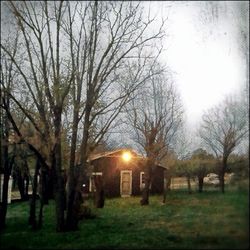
[120,170,132,197]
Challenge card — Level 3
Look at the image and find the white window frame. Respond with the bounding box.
[140,171,145,190]
[140,171,151,190]
[89,172,102,192]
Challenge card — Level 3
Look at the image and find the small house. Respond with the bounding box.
[83,148,167,197]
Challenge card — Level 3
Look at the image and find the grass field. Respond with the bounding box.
[0,186,249,249]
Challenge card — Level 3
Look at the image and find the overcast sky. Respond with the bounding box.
[148,1,248,129]
[1,1,248,151]
[2,1,247,130]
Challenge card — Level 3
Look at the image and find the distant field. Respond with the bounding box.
[0,185,249,249]
[170,174,233,190]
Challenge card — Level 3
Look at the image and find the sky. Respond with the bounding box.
[1,1,248,152]
[148,1,248,129]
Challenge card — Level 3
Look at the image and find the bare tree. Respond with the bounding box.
[199,96,248,193]
[190,148,215,193]
[1,1,166,231]
[127,66,183,205]
[1,1,80,231]
[0,31,20,230]
[64,1,166,230]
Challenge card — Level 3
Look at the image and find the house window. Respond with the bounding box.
[140,172,145,190]
[140,172,151,190]
[89,172,102,192]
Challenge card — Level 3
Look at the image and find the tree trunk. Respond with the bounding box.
[65,107,79,230]
[219,170,225,193]
[65,173,78,228]
[53,111,65,232]
[141,180,150,205]
[0,75,10,231]
[219,157,227,193]
[198,177,204,193]
[24,174,29,200]
[66,98,92,230]
[0,173,10,230]
[29,159,40,230]
[40,169,49,205]
[36,168,49,229]
[38,200,44,229]
[17,172,26,201]
[187,175,192,194]
[67,162,87,230]
[65,160,86,231]
[166,177,171,191]
[0,143,15,231]
[94,175,105,208]
[140,161,153,205]
[53,147,65,232]
[162,171,171,203]
[47,168,54,199]
[65,183,77,231]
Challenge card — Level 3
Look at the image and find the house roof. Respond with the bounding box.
[88,148,141,161]
[88,148,168,170]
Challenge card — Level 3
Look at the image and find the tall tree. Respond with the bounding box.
[127,66,183,205]
[1,1,77,231]
[199,96,248,193]
[0,32,19,230]
[64,1,165,230]
[1,1,166,231]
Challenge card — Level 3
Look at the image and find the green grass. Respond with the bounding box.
[0,188,249,249]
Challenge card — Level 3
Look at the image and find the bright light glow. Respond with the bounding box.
[155,2,245,128]
[122,151,132,162]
